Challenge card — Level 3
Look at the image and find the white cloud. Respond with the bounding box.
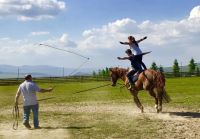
[58,33,77,48]
[30,31,50,36]
[189,5,200,19]
[1,5,200,68]
[0,0,66,21]
[78,5,200,67]
[60,33,69,43]
[0,36,81,67]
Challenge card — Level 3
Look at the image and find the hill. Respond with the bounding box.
[0,65,94,78]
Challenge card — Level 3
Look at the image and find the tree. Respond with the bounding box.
[105,67,109,77]
[92,71,96,77]
[188,58,196,74]
[196,67,200,76]
[158,65,164,73]
[173,59,180,77]
[150,62,158,70]
[102,69,106,77]
[98,69,102,77]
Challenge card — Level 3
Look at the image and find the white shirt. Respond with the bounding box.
[18,80,41,106]
[129,43,142,55]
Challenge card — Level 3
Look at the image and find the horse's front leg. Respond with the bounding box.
[131,90,144,113]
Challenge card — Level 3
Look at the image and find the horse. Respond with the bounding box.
[109,67,171,113]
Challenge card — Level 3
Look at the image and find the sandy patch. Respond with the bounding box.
[0,124,70,139]
[1,103,200,139]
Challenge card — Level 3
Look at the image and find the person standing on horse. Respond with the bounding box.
[117,49,143,90]
[120,36,147,70]
[15,74,54,129]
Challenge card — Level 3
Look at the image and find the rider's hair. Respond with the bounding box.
[125,49,132,54]
[128,36,135,42]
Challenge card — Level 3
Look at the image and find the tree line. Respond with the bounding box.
[93,58,200,78]
[150,58,200,77]
[92,67,110,78]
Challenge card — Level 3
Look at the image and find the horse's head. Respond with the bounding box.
[109,67,128,87]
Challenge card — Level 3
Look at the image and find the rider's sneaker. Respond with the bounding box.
[128,83,135,90]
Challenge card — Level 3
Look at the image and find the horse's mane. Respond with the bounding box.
[110,67,128,77]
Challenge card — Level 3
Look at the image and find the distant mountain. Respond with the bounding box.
[1,63,199,78]
[0,65,95,78]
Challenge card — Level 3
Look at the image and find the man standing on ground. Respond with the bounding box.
[15,74,54,129]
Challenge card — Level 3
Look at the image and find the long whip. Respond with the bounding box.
[39,44,90,60]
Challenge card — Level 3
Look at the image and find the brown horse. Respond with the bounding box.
[109,67,170,113]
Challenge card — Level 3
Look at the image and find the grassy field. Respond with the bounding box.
[0,77,200,139]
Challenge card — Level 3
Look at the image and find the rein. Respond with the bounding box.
[74,83,111,94]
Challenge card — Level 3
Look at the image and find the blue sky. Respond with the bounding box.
[0,0,200,69]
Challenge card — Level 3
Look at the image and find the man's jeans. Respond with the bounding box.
[23,104,39,128]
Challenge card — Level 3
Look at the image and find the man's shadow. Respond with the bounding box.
[168,111,200,118]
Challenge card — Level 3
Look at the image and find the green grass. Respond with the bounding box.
[0,77,200,138]
[1,77,200,113]
[165,77,200,110]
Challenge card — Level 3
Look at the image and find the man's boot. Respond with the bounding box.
[23,122,31,129]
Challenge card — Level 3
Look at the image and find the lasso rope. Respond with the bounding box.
[12,105,19,130]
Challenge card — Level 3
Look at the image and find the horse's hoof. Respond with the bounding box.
[141,107,144,113]
[156,109,162,113]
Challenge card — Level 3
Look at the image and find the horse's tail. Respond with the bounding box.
[155,72,171,103]
[155,72,165,88]
[162,88,171,103]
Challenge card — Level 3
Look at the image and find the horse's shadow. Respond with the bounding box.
[168,111,200,118]
[40,126,94,130]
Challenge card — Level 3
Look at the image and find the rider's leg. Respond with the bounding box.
[138,55,147,70]
[126,70,136,89]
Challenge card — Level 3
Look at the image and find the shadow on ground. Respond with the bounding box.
[169,112,200,118]
[41,126,94,130]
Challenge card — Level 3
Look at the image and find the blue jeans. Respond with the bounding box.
[127,70,137,84]
[127,70,143,84]
[135,55,147,70]
[23,104,39,128]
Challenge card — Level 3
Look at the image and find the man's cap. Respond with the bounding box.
[24,74,32,80]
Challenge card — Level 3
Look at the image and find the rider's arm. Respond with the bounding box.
[137,36,147,43]
[117,56,130,60]
[119,41,129,45]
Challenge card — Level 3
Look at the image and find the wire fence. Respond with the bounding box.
[164,72,200,78]
[0,76,111,86]
[0,72,199,86]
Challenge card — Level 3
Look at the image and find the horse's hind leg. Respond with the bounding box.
[149,90,158,110]
[131,91,144,113]
[153,88,163,113]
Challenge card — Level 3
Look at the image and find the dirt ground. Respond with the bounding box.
[0,103,200,139]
